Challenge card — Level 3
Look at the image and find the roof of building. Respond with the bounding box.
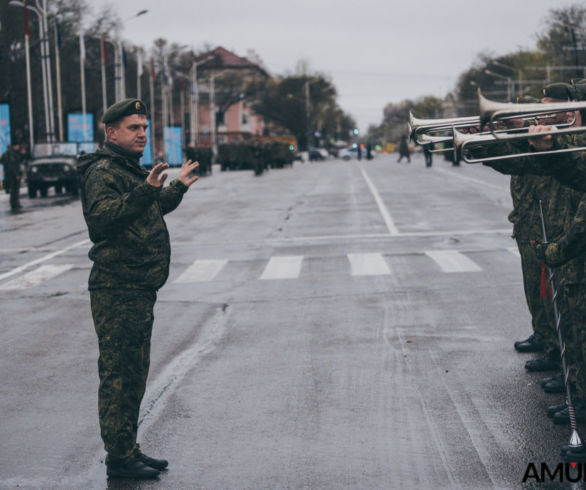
[196,46,269,78]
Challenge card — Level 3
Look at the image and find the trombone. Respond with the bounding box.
[408,112,479,144]
[478,89,586,139]
[453,91,586,163]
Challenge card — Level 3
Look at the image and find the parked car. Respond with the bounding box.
[339,147,354,160]
[308,148,329,161]
[27,156,79,197]
[339,147,376,161]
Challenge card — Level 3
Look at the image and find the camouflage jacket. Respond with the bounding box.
[1,149,22,176]
[78,143,188,290]
[483,135,586,193]
[539,194,586,268]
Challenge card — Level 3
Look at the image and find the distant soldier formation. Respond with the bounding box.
[410,79,586,462]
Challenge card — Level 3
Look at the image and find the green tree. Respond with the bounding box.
[538,4,586,78]
[252,74,349,150]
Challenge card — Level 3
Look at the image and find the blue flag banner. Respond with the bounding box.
[0,104,11,156]
[141,118,153,166]
[68,113,94,142]
[164,126,182,166]
[55,18,62,51]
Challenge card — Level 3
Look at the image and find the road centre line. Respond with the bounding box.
[359,163,400,236]
[0,239,90,282]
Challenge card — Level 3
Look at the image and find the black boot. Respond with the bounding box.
[562,443,586,461]
[525,352,559,372]
[552,400,586,425]
[106,458,160,479]
[139,452,169,471]
[543,373,566,394]
[547,400,567,418]
[514,333,544,353]
[541,372,562,388]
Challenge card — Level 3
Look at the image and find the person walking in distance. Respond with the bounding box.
[78,99,199,479]
[1,144,23,211]
[397,135,411,163]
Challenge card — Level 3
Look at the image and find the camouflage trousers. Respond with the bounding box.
[558,280,586,399]
[90,288,157,464]
[517,241,557,354]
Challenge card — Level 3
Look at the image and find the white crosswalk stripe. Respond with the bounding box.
[174,259,228,283]
[260,256,304,280]
[0,248,516,291]
[425,250,482,273]
[0,264,75,291]
[347,253,391,276]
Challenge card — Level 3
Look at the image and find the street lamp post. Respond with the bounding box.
[189,55,214,146]
[39,0,55,142]
[119,10,148,101]
[9,0,55,143]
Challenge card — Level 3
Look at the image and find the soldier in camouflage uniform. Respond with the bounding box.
[510,175,556,357]
[78,98,199,479]
[1,144,23,211]
[480,84,586,436]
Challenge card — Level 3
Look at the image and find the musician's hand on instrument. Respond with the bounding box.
[530,240,545,259]
[528,124,554,150]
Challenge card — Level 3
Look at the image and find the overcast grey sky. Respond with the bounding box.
[93,0,582,132]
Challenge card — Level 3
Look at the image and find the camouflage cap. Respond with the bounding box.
[102,98,148,124]
[542,82,574,101]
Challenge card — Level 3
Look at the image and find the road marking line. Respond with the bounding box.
[260,256,303,280]
[0,239,90,282]
[174,259,227,283]
[269,228,511,243]
[507,247,520,258]
[0,264,74,291]
[347,253,391,276]
[425,250,483,273]
[359,163,400,236]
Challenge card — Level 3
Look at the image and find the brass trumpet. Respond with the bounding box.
[408,112,479,144]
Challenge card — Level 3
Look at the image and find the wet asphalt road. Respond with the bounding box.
[0,154,576,489]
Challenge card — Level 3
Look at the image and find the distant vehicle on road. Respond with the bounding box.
[309,148,329,161]
[339,147,375,161]
[27,156,79,198]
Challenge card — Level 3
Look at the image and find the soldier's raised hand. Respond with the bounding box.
[147,162,169,187]
[178,160,200,187]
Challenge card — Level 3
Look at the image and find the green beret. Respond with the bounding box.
[542,82,573,101]
[102,98,148,124]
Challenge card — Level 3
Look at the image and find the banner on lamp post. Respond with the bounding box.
[141,118,153,166]
[0,104,11,156]
[67,113,94,142]
[164,126,182,166]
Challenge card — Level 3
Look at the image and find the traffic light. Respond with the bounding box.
[353,128,359,135]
